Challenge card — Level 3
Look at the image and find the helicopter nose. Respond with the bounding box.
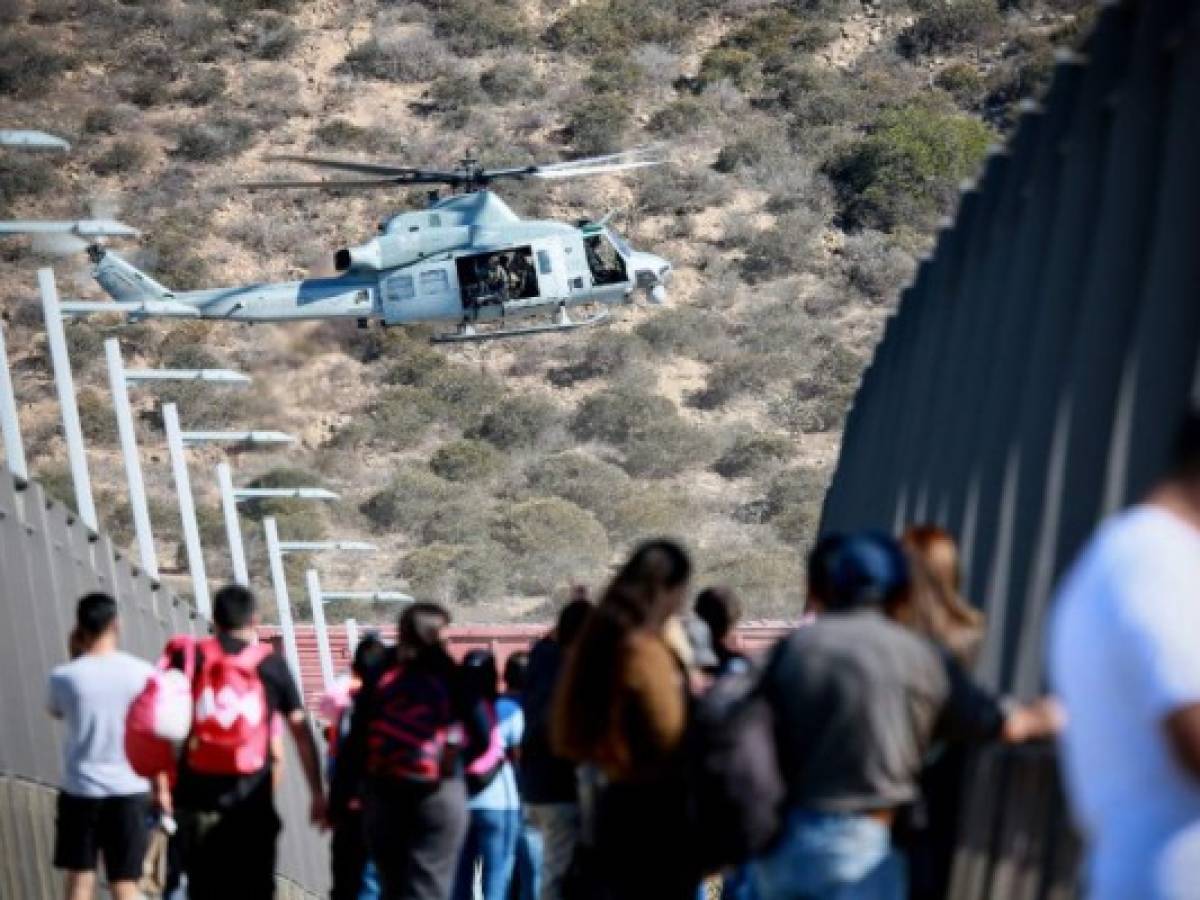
[632,253,672,299]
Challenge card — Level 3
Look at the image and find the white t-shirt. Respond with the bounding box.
[1049,505,1200,899]
[47,650,154,798]
[469,696,524,812]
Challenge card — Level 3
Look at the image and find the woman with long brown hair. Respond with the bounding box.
[551,539,698,900]
[896,524,986,667]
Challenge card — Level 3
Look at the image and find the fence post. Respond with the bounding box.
[305,568,335,691]
[345,618,360,657]
[39,269,97,532]
[216,462,250,586]
[104,339,159,580]
[264,516,302,684]
[0,323,28,484]
[162,403,210,618]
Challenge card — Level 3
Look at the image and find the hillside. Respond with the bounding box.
[0,0,1089,623]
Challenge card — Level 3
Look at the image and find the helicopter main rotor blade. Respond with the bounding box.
[482,145,666,182]
[235,177,437,191]
[265,154,461,182]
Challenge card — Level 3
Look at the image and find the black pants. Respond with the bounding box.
[332,809,371,900]
[178,799,282,900]
[364,777,468,900]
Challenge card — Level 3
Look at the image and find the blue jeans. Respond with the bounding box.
[453,808,520,900]
[751,809,906,900]
[513,811,543,900]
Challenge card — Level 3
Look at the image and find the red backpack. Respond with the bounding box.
[186,636,273,776]
[125,635,197,782]
[365,665,456,784]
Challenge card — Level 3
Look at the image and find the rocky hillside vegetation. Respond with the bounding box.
[0,0,1090,622]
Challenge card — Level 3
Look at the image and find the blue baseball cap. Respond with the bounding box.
[828,531,909,610]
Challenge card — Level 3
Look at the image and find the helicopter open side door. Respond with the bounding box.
[528,239,568,303]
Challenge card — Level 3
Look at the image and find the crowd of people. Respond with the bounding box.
[41,411,1200,899]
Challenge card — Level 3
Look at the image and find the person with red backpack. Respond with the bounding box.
[167,584,326,900]
[331,602,491,900]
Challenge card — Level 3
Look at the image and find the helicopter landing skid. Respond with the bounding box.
[431,310,611,344]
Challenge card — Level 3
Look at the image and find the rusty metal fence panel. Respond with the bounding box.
[0,471,328,897]
[820,2,1200,897]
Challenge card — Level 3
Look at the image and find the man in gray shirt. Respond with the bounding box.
[753,533,1005,899]
[47,593,154,900]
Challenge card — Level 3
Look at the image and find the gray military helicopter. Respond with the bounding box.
[63,147,673,343]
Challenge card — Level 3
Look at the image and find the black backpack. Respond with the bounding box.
[687,655,787,875]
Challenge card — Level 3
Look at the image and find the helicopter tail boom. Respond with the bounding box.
[90,245,174,304]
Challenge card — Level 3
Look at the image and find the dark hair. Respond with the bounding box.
[1169,410,1200,481]
[351,633,389,680]
[462,648,499,702]
[504,651,530,693]
[213,584,257,631]
[807,533,846,606]
[694,586,741,643]
[826,531,909,612]
[397,602,453,676]
[556,598,593,648]
[552,539,691,768]
[898,525,985,666]
[75,593,117,640]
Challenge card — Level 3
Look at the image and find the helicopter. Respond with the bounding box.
[61,146,674,343]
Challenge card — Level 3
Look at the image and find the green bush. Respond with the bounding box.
[636,164,731,216]
[334,385,446,450]
[432,0,530,55]
[361,465,454,529]
[714,432,796,479]
[525,451,631,519]
[343,34,451,83]
[583,52,645,95]
[603,483,693,546]
[842,230,915,302]
[471,394,561,450]
[91,139,153,176]
[175,117,254,161]
[548,330,649,387]
[122,73,173,109]
[898,0,1004,58]
[690,353,791,410]
[571,385,675,446]
[430,439,505,482]
[0,155,60,214]
[546,0,700,54]
[634,307,728,363]
[382,341,448,387]
[697,48,760,91]
[763,466,828,543]
[480,60,544,102]
[82,107,123,135]
[314,120,404,154]
[421,366,504,430]
[0,35,69,98]
[647,97,710,137]
[936,63,986,107]
[176,66,228,105]
[567,92,631,155]
[827,104,992,232]
[492,498,609,594]
[738,207,825,283]
[420,497,494,545]
[723,10,834,71]
[700,545,800,617]
[400,541,508,605]
[248,11,300,59]
[620,417,717,479]
[142,216,212,289]
[77,389,117,445]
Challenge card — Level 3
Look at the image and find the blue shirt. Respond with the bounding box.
[469,696,524,811]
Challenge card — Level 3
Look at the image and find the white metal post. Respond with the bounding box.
[306,569,335,691]
[216,462,249,586]
[0,323,28,483]
[40,268,97,531]
[105,339,158,580]
[264,516,303,684]
[345,618,360,657]
[163,403,210,618]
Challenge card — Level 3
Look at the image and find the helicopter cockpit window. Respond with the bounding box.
[429,214,442,227]
[584,233,628,286]
[606,227,632,258]
[420,269,449,295]
[537,250,552,274]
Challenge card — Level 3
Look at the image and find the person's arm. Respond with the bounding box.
[1165,705,1200,780]
[329,680,375,822]
[46,673,64,719]
[286,710,327,826]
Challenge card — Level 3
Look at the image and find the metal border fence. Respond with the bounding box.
[820,2,1200,897]
[0,470,328,898]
